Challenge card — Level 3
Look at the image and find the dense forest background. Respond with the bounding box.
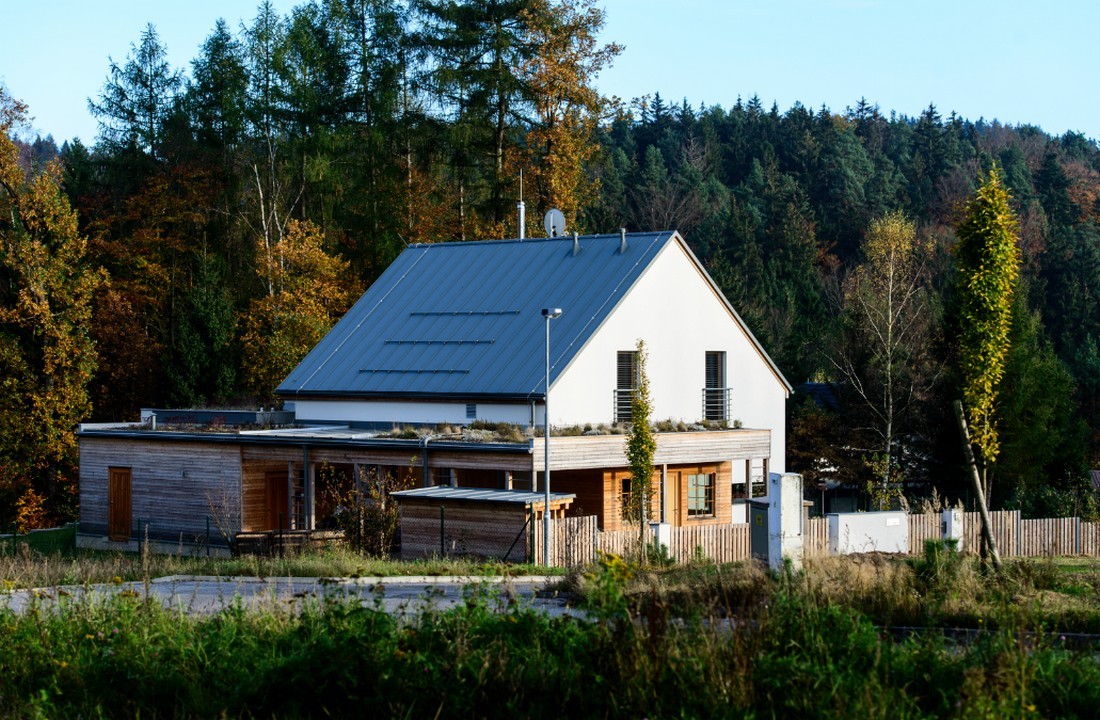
[3,0,1100,527]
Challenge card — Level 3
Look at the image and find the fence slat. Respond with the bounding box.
[531,509,1098,568]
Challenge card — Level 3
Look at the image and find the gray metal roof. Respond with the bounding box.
[391,486,575,505]
[278,232,676,400]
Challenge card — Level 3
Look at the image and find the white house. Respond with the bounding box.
[77,230,790,548]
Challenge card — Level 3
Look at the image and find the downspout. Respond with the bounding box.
[420,435,433,488]
[302,445,313,531]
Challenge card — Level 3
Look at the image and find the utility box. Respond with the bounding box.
[749,500,768,559]
[828,511,908,554]
[942,508,964,551]
[650,522,672,554]
[768,472,804,571]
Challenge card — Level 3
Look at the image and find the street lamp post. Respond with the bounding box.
[541,307,562,566]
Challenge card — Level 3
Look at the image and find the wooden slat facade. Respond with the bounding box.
[398,502,535,561]
[532,430,771,471]
[80,438,243,542]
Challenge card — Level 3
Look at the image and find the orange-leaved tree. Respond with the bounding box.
[241,219,359,402]
[0,90,104,527]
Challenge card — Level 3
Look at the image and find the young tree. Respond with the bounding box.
[0,91,104,525]
[953,166,1020,491]
[832,211,938,507]
[952,166,1020,570]
[624,339,656,548]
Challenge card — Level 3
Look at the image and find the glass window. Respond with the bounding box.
[687,473,715,517]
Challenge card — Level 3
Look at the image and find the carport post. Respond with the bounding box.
[439,505,445,556]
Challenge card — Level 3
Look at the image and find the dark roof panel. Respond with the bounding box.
[278,233,674,399]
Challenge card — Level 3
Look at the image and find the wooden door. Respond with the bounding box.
[667,470,681,526]
[108,467,132,541]
[266,471,289,530]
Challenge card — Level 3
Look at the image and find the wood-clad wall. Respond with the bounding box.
[80,438,242,541]
[398,502,530,561]
[599,462,732,532]
[240,461,294,532]
[533,430,771,471]
[549,470,605,522]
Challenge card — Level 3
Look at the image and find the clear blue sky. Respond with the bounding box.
[2,0,1098,145]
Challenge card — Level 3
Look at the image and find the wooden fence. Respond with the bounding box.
[530,511,1100,567]
[533,518,749,567]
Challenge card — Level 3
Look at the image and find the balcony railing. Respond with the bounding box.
[613,388,634,422]
[702,387,731,422]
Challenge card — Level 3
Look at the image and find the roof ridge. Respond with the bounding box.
[408,231,671,249]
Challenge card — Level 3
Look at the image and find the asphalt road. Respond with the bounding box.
[1,575,583,617]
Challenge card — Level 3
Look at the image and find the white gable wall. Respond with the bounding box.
[550,238,789,471]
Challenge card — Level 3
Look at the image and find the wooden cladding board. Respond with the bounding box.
[241,461,293,532]
[533,430,771,471]
[398,502,530,561]
[598,462,732,531]
[80,438,243,540]
[240,444,532,472]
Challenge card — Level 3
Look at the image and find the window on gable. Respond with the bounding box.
[687,473,715,517]
[614,351,637,422]
[703,351,728,421]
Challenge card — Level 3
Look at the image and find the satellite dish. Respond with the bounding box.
[544,208,566,238]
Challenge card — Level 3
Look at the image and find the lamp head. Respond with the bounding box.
[541,307,563,319]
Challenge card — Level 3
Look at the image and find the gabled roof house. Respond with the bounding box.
[77,231,790,556]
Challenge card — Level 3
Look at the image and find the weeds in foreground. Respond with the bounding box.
[0,546,561,590]
[3,556,1100,718]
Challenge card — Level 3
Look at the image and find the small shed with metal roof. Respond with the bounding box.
[390,486,575,561]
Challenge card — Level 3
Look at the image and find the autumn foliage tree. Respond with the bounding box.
[953,166,1020,497]
[519,0,620,228]
[241,219,358,401]
[833,211,938,507]
[0,90,103,527]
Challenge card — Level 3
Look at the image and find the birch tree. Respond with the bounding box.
[833,211,938,507]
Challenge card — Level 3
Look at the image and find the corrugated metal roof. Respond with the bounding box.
[278,232,675,400]
[391,486,575,504]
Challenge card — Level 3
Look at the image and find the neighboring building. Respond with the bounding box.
[78,231,790,552]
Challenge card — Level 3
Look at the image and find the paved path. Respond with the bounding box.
[1,575,583,618]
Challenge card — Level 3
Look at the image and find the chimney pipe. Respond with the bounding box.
[572,232,580,256]
[518,200,525,240]
[619,228,628,253]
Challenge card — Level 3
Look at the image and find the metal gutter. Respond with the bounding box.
[76,428,531,454]
[276,389,545,402]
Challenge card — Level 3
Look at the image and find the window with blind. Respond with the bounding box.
[704,351,727,421]
[615,351,637,422]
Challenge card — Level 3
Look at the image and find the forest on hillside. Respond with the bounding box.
[3,0,1100,528]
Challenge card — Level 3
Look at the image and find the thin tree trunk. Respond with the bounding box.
[953,400,1003,572]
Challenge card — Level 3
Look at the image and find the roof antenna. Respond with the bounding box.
[572,231,580,256]
[544,208,565,238]
[517,170,525,240]
[619,227,628,253]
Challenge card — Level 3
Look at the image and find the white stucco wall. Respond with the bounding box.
[550,238,789,471]
[292,398,532,427]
